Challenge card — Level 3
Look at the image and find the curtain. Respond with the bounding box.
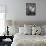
[0,5,5,36]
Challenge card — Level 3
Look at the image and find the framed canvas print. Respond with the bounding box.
[26,3,36,16]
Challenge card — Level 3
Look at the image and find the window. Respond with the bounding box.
[0,5,5,35]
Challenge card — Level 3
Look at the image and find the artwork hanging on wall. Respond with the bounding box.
[26,3,36,16]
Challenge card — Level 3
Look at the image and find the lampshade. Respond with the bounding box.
[5,20,12,26]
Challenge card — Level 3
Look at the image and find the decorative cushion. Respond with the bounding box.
[24,24,32,29]
[19,27,32,35]
[32,26,41,35]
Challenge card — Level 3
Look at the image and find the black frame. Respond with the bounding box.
[26,3,36,16]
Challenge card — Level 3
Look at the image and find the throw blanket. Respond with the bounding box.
[11,33,46,46]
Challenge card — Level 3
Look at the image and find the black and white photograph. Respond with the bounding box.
[26,3,36,16]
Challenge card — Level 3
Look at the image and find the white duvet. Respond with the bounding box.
[11,33,46,46]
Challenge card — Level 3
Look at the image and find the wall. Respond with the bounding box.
[0,0,46,22]
[14,0,46,21]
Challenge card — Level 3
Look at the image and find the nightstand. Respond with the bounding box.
[0,36,13,46]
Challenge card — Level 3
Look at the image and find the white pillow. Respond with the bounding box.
[19,27,32,35]
[41,25,45,35]
[24,24,32,35]
[42,25,46,33]
[19,27,25,34]
[8,26,19,36]
[32,26,41,35]
[24,24,32,29]
[42,25,46,28]
[24,27,32,35]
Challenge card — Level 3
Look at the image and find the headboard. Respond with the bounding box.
[6,20,46,27]
[15,21,46,27]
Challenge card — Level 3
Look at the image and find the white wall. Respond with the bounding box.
[0,0,46,22]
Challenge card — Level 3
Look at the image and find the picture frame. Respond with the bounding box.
[26,3,36,16]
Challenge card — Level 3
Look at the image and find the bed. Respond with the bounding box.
[11,33,46,46]
[11,21,46,46]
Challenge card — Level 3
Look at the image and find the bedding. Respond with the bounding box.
[11,33,46,46]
